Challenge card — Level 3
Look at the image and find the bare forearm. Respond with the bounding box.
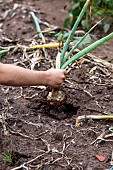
[0,63,67,88]
[0,63,47,86]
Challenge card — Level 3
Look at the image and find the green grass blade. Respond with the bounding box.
[62,20,103,64]
[61,32,113,69]
[60,0,90,63]
[30,12,45,43]
[0,49,9,57]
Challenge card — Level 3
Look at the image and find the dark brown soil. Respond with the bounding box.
[0,0,113,170]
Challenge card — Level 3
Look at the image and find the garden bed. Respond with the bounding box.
[0,0,113,170]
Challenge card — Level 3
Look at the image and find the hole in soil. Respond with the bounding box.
[46,103,79,120]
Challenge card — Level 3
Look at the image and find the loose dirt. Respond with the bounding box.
[0,0,113,170]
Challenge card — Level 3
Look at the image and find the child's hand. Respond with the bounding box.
[46,68,67,88]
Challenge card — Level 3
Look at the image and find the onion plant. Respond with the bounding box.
[47,0,113,106]
[47,52,66,106]
[76,115,113,127]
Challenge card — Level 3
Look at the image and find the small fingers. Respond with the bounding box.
[63,69,68,75]
[62,70,67,80]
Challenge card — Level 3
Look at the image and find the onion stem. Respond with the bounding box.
[76,115,113,127]
[62,20,102,64]
[61,32,113,69]
[26,42,62,51]
[30,11,45,43]
[60,0,90,64]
